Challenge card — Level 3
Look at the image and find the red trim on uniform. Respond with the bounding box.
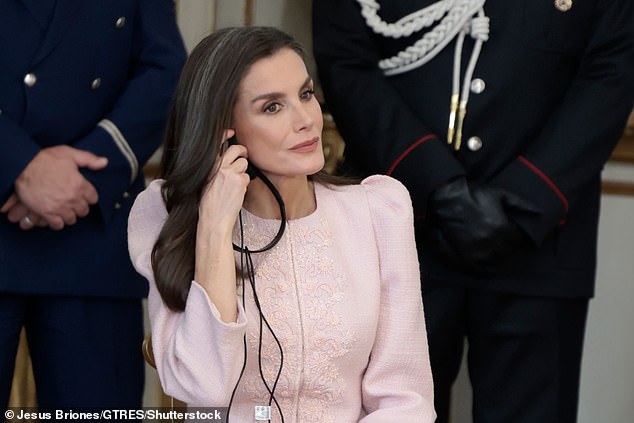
[518,156,569,217]
[386,134,437,176]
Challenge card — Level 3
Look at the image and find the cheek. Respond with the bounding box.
[241,131,282,169]
[239,122,279,152]
[311,102,324,131]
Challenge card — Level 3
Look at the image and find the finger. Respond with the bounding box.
[6,203,30,223]
[43,208,77,228]
[73,201,91,218]
[230,157,250,174]
[76,178,99,205]
[60,210,78,226]
[67,147,109,170]
[80,181,100,205]
[500,190,542,214]
[19,215,36,230]
[34,216,48,227]
[44,214,65,231]
[221,144,249,166]
[1,194,19,213]
[84,156,108,170]
[240,172,251,187]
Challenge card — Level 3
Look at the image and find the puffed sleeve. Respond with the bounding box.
[127,179,248,406]
[359,175,436,422]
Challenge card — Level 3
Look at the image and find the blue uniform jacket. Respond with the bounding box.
[0,0,186,298]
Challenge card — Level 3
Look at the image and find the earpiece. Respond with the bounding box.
[227,135,257,180]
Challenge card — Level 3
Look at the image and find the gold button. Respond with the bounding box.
[24,73,37,87]
[122,192,130,199]
[470,78,485,94]
[114,202,122,210]
[467,136,483,151]
[115,16,126,28]
[91,78,102,90]
[554,0,572,12]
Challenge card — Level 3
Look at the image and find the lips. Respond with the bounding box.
[290,137,319,152]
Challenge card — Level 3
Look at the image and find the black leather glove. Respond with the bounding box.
[428,177,540,275]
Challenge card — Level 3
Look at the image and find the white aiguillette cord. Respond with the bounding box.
[357,0,489,150]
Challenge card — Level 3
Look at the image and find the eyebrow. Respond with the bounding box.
[250,76,313,104]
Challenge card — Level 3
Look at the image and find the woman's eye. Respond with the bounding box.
[300,89,315,100]
[264,103,281,113]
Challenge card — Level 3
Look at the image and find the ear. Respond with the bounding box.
[223,128,236,142]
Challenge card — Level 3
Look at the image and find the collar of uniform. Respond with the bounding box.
[20,0,57,30]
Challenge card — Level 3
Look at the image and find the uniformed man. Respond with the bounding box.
[313,0,634,421]
[0,0,186,411]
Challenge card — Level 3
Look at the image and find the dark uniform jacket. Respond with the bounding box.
[314,0,634,298]
[0,0,186,298]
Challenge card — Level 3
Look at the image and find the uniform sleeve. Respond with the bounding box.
[358,175,436,422]
[78,0,186,223]
[312,0,465,211]
[489,0,634,244]
[127,180,248,406]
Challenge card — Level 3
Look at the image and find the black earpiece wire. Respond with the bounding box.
[246,248,285,422]
[226,168,287,423]
[226,212,248,423]
[232,165,286,254]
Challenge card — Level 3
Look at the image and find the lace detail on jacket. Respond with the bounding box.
[234,212,355,422]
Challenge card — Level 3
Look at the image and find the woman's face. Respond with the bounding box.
[232,48,324,179]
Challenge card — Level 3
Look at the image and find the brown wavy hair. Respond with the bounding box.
[152,26,356,311]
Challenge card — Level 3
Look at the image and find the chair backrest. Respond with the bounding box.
[142,334,187,411]
[142,334,156,368]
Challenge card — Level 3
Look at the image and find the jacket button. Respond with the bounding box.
[114,202,122,210]
[24,73,37,87]
[122,192,130,199]
[115,16,126,29]
[554,0,573,12]
[470,78,485,94]
[91,78,102,90]
[467,136,483,151]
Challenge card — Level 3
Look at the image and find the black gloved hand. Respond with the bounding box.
[428,177,539,275]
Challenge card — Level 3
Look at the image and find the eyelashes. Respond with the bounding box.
[262,88,315,114]
[300,88,315,100]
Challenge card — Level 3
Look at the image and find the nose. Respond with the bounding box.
[292,102,314,133]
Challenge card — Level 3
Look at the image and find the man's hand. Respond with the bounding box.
[428,177,539,275]
[13,145,108,230]
[1,194,47,230]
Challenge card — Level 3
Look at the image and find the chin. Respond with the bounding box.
[263,156,325,178]
[307,158,325,175]
[292,155,324,176]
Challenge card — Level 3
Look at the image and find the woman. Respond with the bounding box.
[128,26,435,422]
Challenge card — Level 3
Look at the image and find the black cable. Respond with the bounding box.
[232,165,286,254]
[226,213,248,423]
[226,169,287,422]
[245,250,285,422]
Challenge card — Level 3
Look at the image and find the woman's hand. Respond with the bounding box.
[198,131,251,232]
[194,130,250,323]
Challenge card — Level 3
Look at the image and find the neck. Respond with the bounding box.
[243,174,315,220]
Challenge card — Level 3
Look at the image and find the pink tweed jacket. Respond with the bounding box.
[128,175,436,423]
